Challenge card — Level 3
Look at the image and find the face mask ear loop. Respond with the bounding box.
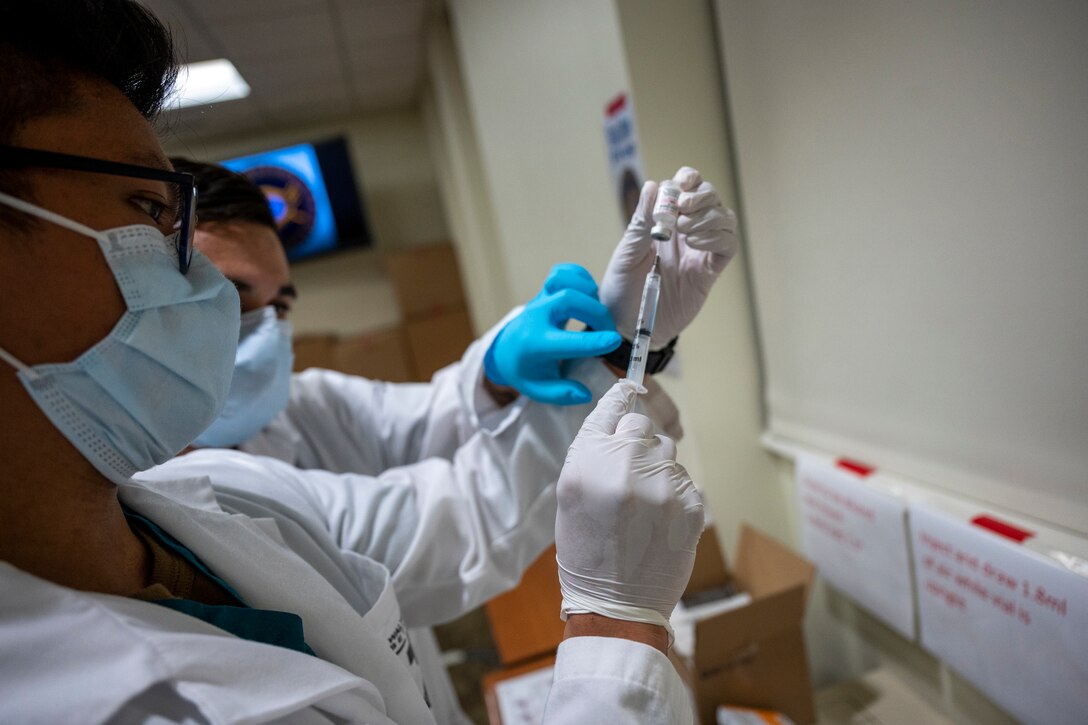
[0,345,39,380]
[0,190,106,242]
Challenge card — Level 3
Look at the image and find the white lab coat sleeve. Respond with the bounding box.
[157,355,619,627]
[543,638,694,723]
[242,312,521,473]
[243,309,682,474]
[257,366,467,474]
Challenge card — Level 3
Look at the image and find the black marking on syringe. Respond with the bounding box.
[636,328,652,337]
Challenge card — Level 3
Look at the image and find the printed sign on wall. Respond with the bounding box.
[910,504,1088,724]
[603,93,645,225]
[797,456,915,638]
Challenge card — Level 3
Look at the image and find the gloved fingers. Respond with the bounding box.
[655,434,678,462]
[579,379,642,436]
[679,213,738,261]
[614,412,655,440]
[677,205,729,236]
[520,377,594,406]
[677,181,721,215]
[672,166,703,192]
[608,181,659,270]
[547,288,617,331]
[667,479,705,552]
[542,263,599,298]
[543,328,622,358]
[630,179,659,230]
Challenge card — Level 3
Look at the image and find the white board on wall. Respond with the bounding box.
[715,0,1088,533]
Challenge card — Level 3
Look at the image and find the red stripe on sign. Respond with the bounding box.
[971,515,1035,543]
[605,93,627,116]
[837,458,875,477]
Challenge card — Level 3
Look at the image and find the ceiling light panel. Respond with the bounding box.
[169,58,251,109]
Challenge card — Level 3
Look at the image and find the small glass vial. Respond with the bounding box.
[651,180,681,241]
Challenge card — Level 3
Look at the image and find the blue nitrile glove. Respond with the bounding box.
[485,263,622,405]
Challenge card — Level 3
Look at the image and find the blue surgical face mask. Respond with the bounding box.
[0,191,240,483]
[193,305,294,448]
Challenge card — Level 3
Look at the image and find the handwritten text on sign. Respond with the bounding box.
[910,504,1088,724]
[796,456,914,638]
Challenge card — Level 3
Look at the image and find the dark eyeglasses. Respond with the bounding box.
[0,145,198,274]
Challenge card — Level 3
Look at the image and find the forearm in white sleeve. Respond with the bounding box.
[543,637,694,723]
[241,313,516,473]
[245,309,680,475]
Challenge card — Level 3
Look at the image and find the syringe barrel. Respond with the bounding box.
[626,334,652,387]
[626,269,662,387]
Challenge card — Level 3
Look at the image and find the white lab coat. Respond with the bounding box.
[0,451,691,723]
[240,312,683,474]
[236,318,683,724]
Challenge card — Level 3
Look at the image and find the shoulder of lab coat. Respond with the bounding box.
[0,562,381,725]
[240,309,681,472]
[545,637,695,723]
[0,478,435,724]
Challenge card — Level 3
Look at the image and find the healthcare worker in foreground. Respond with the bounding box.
[0,3,736,723]
[171,158,732,722]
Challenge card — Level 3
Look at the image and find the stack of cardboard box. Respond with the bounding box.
[670,525,816,724]
[482,526,818,724]
[290,244,475,382]
[384,244,476,381]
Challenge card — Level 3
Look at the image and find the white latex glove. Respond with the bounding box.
[555,380,704,633]
[600,166,738,347]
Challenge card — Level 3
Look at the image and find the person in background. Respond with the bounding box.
[0,1,735,722]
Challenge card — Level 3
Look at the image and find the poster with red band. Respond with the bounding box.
[603,92,645,225]
[796,455,915,638]
[910,504,1088,723]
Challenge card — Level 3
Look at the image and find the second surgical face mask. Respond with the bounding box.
[0,190,240,483]
[193,305,294,448]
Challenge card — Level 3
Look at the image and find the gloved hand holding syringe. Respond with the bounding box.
[600,165,738,407]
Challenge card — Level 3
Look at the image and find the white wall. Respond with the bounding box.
[717,0,1088,535]
[446,0,632,302]
[613,0,785,547]
[422,18,514,333]
[443,0,780,552]
[161,109,451,336]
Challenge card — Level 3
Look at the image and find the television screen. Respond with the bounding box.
[222,137,371,262]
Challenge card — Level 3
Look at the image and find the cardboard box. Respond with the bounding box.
[384,244,467,321]
[485,544,566,666]
[671,524,816,725]
[292,334,338,372]
[482,654,556,725]
[405,309,475,381]
[335,327,415,383]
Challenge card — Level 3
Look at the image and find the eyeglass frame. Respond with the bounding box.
[0,145,198,274]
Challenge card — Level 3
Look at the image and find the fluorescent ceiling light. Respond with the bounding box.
[168,59,250,109]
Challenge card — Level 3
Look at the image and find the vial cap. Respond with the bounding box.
[651,223,672,241]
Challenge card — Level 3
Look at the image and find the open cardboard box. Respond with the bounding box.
[670,524,816,724]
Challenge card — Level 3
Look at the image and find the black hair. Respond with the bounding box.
[0,0,177,143]
[0,0,177,227]
[171,158,277,231]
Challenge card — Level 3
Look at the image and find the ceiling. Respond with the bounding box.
[139,0,431,145]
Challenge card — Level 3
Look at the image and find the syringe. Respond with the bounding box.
[626,255,662,388]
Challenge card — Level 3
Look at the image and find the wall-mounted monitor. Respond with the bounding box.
[222,137,371,262]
